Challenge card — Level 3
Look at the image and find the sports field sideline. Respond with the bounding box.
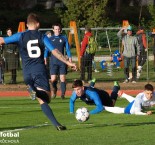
[0,81,152,97]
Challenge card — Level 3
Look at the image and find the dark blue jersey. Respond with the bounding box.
[4,30,55,73]
[4,30,56,91]
[44,34,71,65]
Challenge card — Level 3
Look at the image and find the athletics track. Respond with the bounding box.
[0,90,143,97]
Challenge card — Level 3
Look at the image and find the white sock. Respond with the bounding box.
[104,106,125,114]
[121,93,135,103]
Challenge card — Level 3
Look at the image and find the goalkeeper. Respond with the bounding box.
[69,79,120,114]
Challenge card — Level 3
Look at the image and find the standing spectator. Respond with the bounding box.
[117,25,140,83]
[44,23,72,99]
[0,46,4,84]
[0,13,77,131]
[3,28,19,84]
[136,26,147,78]
[80,27,93,82]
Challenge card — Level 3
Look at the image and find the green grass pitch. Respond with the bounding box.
[0,96,155,145]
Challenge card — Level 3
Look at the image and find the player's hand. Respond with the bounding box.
[71,63,78,71]
[146,111,152,115]
[68,62,77,71]
[0,37,4,45]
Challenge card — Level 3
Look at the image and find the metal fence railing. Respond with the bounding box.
[0,28,155,84]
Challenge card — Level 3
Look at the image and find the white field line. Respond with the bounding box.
[0,106,40,109]
[0,123,94,133]
[1,124,50,133]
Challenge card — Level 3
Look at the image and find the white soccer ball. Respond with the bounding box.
[75,107,90,122]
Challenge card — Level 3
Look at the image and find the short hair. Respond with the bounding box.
[85,27,91,32]
[144,84,154,91]
[6,28,12,32]
[138,26,144,30]
[72,79,83,88]
[45,31,51,35]
[52,23,62,31]
[27,13,40,24]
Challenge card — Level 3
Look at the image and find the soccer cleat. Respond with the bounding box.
[94,69,99,72]
[91,78,96,83]
[114,81,119,87]
[52,94,56,99]
[61,95,65,99]
[132,80,136,83]
[114,81,120,90]
[89,78,96,88]
[52,87,57,99]
[123,79,129,83]
[56,125,67,131]
[27,86,36,100]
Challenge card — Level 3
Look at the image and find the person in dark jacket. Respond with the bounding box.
[136,26,147,79]
[3,28,19,84]
[80,27,93,82]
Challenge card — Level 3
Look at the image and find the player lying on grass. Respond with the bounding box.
[0,13,77,131]
[104,84,155,115]
[69,79,120,114]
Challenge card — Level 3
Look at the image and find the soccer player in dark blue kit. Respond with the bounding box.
[0,13,77,131]
[44,23,72,99]
[70,80,120,114]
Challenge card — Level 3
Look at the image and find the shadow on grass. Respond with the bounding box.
[69,121,155,130]
[0,124,50,132]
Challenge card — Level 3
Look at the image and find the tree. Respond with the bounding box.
[59,0,108,27]
[148,4,155,29]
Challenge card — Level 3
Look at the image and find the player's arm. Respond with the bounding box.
[133,98,147,115]
[0,37,5,45]
[86,90,104,114]
[64,36,72,62]
[117,27,126,39]
[0,33,21,45]
[44,48,49,65]
[44,36,77,70]
[69,92,77,113]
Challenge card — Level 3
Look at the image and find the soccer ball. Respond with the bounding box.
[75,107,89,122]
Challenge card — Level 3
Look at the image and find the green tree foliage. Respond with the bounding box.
[148,5,155,29]
[60,0,109,27]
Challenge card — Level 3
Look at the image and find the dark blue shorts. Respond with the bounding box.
[50,63,67,75]
[24,71,50,92]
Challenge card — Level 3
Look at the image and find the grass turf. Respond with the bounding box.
[0,97,155,145]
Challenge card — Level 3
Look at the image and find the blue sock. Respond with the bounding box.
[60,82,66,95]
[41,102,61,127]
[52,81,57,90]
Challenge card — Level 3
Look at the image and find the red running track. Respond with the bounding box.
[0,90,143,97]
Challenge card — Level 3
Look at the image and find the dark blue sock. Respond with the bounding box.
[110,86,120,101]
[60,82,66,95]
[41,102,61,127]
[52,81,57,90]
